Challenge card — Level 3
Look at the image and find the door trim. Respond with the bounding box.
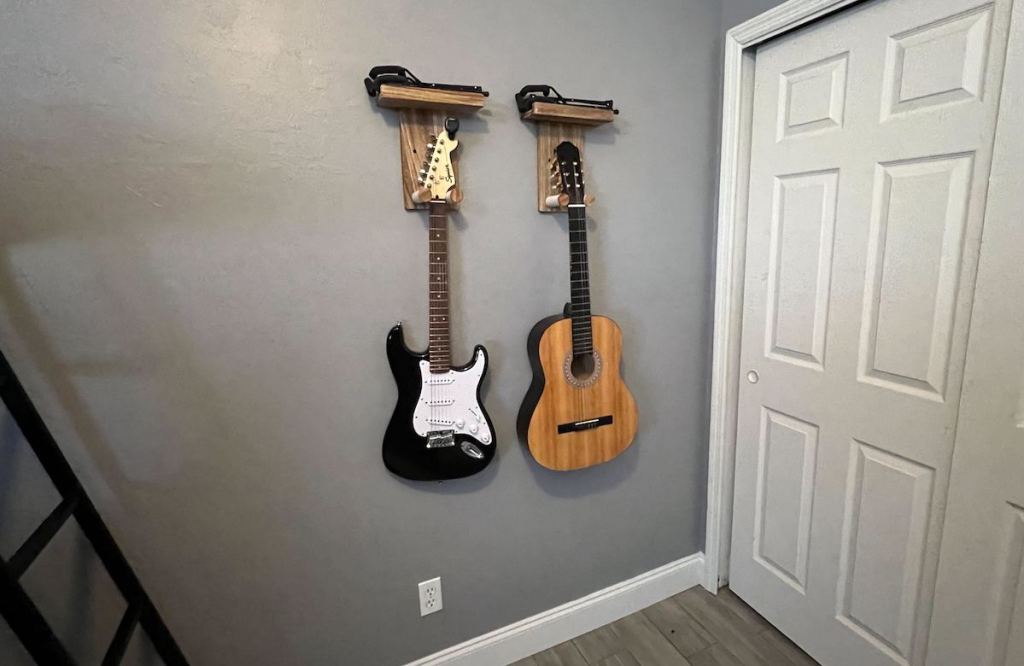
[704,0,864,593]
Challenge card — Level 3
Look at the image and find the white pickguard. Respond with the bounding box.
[412,349,492,446]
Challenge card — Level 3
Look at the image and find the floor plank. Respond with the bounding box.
[524,641,590,666]
[715,589,772,635]
[759,629,819,666]
[595,650,641,666]
[524,586,816,666]
[672,588,789,666]
[605,612,692,665]
[688,644,747,666]
[641,595,716,657]
[572,623,625,664]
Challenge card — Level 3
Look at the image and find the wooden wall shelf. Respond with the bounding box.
[521,101,616,126]
[373,85,487,210]
[376,84,488,114]
[521,103,616,213]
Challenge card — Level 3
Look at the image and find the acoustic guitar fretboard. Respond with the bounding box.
[568,205,593,357]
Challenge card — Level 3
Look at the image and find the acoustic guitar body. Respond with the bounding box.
[518,314,638,471]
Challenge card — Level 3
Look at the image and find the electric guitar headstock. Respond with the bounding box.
[546,141,594,209]
[412,117,462,206]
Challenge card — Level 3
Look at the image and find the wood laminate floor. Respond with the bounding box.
[512,586,818,666]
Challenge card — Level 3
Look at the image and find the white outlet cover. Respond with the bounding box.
[418,577,443,617]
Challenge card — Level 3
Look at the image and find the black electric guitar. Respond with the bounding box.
[383,118,496,481]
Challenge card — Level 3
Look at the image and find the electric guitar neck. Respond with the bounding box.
[427,200,452,374]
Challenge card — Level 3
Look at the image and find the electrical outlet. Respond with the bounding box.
[418,577,443,616]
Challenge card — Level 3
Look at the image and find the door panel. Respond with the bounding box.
[926,2,1024,662]
[836,441,934,660]
[766,170,838,369]
[729,1,1014,665]
[754,407,818,592]
[881,5,994,118]
[779,53,849,138]
[859,153,974,399]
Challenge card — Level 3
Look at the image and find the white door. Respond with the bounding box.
[927,4,1024,663]
[729,1,1014,665]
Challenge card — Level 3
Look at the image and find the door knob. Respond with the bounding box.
[747,370,759,384]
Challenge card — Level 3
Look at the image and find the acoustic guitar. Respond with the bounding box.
[383,117,496,481]
[517,141,637,470]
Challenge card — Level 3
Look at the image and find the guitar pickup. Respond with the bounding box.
[426,430,456,449]
[557,415,613,434]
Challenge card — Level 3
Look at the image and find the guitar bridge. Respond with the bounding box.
[557,415,613,434]
[426,430,456,449]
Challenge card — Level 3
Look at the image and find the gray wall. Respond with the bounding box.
[721,0,791,32]
[0,1,770,664]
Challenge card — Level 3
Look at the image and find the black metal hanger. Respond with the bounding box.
[514,84,618,114]
[364,65,489,98]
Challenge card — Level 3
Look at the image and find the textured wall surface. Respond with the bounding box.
[0,1,736,663]
[721,0,791,31]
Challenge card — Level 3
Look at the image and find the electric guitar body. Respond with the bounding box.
[517,141,638,471]
[383,324,495,481]
[519,313,637,471]
[381,117,496,481]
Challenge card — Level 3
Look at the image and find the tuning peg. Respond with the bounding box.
[444,117,459,138]
[446,187,463,207]
[584,194,596,206]
[426,143,435,151]
[545,193,570,209]
[411,186,431,204]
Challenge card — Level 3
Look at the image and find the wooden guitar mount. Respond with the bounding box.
[366,65,488,210]
[515,85,617,213]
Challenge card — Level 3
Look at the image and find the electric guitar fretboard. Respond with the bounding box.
[428,200,451,373]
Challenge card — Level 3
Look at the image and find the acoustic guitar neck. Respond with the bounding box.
[567,204,594,358]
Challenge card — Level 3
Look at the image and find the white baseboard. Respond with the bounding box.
[407,552,705,666]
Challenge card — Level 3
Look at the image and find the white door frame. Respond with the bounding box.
[703,0,864,593]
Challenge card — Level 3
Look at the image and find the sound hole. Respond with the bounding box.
[563,351,602,389]
[570,353,596,380]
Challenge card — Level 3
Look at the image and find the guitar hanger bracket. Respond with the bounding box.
[515,84,617,116]
[365,66,489,100]
[516,84,617,213]
[366,65,488,210]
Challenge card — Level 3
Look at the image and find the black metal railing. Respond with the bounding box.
[0,349,188,665]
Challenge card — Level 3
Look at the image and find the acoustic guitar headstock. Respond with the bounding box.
[546,141,594,209]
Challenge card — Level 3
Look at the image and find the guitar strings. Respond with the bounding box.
[570,206,592,422]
